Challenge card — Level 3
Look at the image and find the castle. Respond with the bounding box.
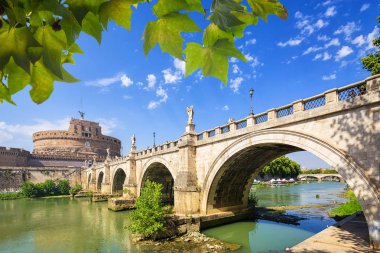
[0,118,121,167]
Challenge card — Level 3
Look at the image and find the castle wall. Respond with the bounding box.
[0,147,30,167]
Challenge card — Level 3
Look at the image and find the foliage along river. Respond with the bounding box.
[0,182,347,253]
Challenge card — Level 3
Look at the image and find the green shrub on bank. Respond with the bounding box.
[20,179,74,198]
[248,190,258,207]
[0,192,23,200]
[69,184,82,197]
[328,190,362,220]
[129,180,172,239]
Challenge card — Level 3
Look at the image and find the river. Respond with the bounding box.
[0,182,347,253]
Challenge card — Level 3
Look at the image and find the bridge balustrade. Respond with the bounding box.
[338,82,366,101]
[255,113,268,124]
[221,125,230,134]
[276,105,294,118]
[304,95,326,110]
[208,130,216,137]
[236,120,247,129]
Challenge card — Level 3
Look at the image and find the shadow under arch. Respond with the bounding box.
[139,161,175,205]
[87,173,92,190]
[201,129,379,245]
[112,168,126,194]
[97,171,104,192]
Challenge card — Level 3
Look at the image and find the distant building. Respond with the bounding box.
[0,118,122,167]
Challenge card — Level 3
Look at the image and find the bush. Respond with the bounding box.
[38,180,57,196]
[57,180,70,195]
[21,181,39,197]
[69,184,82,197]
[0,192,23,200]
[129,180,172,238]
[248,190,258,207]
[328,190,362,220]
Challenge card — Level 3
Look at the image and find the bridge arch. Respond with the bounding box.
[201,129,379,242]
[112,168,127,194]
[139,157,175,205]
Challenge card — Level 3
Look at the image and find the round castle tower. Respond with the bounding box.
[32,118,121,158]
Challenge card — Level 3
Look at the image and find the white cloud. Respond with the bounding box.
[303,46,322,55]
[146,74,157,90]
[317,35,330,41]
[322,52,332,61]
[322,0,331,6]
[230,57,238,63]
[335,46,353,61]
[222,105,229,111]
[322,73,336,80]
[232,64,242,74]
[86,72,132,88]
[245,38,257,47]
[325,38,340,48]
[230,77,244,93]
[120,74,133,88]
[147,86,169,110]
[334,22,361,40]
[352,35,366,47]
[244,54,254,62]
[315,19,328,29]
[366,26,380,50]
[277,38,303,47]
[123,95,132,100]
[360,3,370,12]
[161,58,186,84]
[313,53,322,61]
[325,6,337,17]
[95,118,119,135]
[173,58,185,74]
[162,69,182,84]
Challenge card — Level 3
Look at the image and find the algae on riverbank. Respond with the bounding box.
[328,190,362,220]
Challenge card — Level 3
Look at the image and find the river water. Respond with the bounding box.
[0,182,347,253]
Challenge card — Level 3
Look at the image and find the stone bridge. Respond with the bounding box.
[297,174,343,182]
[86,75,380,248]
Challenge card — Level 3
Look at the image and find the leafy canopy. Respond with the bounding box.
[260,156,301,178]
[361,16,380,75]
[0,0,287,105]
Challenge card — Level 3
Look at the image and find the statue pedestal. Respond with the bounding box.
[185,124,195,134]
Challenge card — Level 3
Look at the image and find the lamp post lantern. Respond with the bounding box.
[249,88,254,115]
[153,132,156,147]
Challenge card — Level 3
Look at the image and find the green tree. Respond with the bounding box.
[57,179,70,195]
[0,0,287,105]
[362,16,380,75]
[260,156,301,178]
[129,180,172,238]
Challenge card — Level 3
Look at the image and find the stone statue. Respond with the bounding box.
[106,147,110,158]
[186,106,194,125]
[131,134,136,146]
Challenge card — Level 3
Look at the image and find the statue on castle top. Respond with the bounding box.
[78,111,85,120]
[186,106,194,125]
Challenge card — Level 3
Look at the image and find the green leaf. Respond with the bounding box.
[0,27,40,73]
[209,0,245,31]
[143,13,201,59]
[4,57,30,95]
[99,0,133,30]
[153,0,204,17]
[0,80,15,105]
[247,0,288,21]
[230,11,258,37]
[33,26,67,79]
[29,61,54,104]
[66,0,108,24]
[203,23,234,47]
[82,12,103,44]
[184,40,246,83]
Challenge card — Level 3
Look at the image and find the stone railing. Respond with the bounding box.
[196,75,378,142]
[135,140,179,158]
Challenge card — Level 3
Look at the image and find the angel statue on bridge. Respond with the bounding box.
[187,106,194,125]
[131,134,136,146]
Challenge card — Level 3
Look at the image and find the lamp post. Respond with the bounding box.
[249,88,254,115]
[153,132,156,147]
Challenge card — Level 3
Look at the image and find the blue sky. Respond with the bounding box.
[0,0,378,169]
